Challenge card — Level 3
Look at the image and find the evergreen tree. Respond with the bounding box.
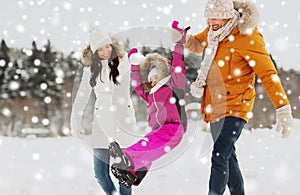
[123,38,130,52]
[0,39,11,95]
[184,53,202,83]
[21,40,62,99]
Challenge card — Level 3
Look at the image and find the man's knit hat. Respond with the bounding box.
[204,0,236,19]
[88,24,112,53]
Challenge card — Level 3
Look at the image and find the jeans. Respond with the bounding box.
[208,116,246,195]
[93,148,132,195]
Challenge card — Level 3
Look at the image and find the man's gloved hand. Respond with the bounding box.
[171,20,191,44]
[275,104,293,138]
[190,70,206,98]
[190,82,204,98]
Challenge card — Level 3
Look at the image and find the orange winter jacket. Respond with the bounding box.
[185,26,289,123]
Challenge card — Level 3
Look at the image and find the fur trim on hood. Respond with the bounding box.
[81,36,125,67]
[234,1,259,35]
[139,53,171,84]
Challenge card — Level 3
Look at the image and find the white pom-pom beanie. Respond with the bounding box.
[88,24,112,53]
[204,0,236,19]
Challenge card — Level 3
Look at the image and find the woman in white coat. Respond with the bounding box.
[70,24,136,195]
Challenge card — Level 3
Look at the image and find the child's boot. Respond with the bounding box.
[109,141,134,170]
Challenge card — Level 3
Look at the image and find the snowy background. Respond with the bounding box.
[1,118,299,195]
[1,0,300,194]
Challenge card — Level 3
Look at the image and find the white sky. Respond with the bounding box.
[1,0,300,70]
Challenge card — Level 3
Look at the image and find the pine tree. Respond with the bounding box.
[0,39,11,96]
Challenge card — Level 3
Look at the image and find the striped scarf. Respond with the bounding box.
[194,11,240,87]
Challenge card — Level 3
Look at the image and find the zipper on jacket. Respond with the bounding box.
[152,93,162,127]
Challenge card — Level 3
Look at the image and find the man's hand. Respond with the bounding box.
[171,20,191,44]
[275,104,293,138]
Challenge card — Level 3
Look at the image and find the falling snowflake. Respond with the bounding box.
[141,141,147,147]
[2,108,12,117]
[34,172,43,181]
[175,66,182,73]
[44,96,52,104]
[40,83,48,90]
[169,97,176,104]
[8,81,20,91]
[0,59,5,67]
[164,146,171,152]
[205,105,212,113]
[249,60,256,67]
[233,68,241,76]
[218,60,225,67]
[228,35,235,42]
[32,153,40,160]
[32,116,39,123]
[34,59,41,66]
[63,1,72,11]
[247,112,254,119]
[179,99,185,106]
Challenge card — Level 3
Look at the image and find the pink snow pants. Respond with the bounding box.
[124,123,184,172]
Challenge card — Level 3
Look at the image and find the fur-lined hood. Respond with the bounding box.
[139,53,171,84]
[81,36,124,67]
[234,1,259,35]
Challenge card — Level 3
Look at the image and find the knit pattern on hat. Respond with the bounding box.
[204,0,236,19]
[89,24,112,53]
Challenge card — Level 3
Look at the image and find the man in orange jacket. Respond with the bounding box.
[173,0,294,194]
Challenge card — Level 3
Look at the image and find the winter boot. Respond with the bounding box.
[133,166,148,186]
[111,164,137,188]
[109,141,134,170]
[171,20,191,44]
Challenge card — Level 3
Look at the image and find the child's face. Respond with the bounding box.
[150,75,159,87]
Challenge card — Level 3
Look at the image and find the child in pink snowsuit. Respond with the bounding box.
[109,21,190,188]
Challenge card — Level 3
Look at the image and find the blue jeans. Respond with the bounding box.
[208,117,246,195]
[93,148,132,195]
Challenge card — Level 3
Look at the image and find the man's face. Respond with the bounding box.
[207,18,230,31]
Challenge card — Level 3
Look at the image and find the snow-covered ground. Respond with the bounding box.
[1,119,299,195]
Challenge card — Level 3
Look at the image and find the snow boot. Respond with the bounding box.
[111,164,137,188]
[109,141,134,170]
[133,166,148,186]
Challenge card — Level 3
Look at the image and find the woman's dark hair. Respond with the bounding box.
[89,44,120,87]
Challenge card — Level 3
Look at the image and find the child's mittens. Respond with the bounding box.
[171,20,191,44]
[128,48,145,65]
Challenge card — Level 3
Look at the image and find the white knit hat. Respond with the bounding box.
[204,0,236,19]
[88,24,112,53]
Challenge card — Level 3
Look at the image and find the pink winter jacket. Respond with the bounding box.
[131,44,187,131]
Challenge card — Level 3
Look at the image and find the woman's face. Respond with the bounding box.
[207,18,230,31]
[97,44,112,60]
